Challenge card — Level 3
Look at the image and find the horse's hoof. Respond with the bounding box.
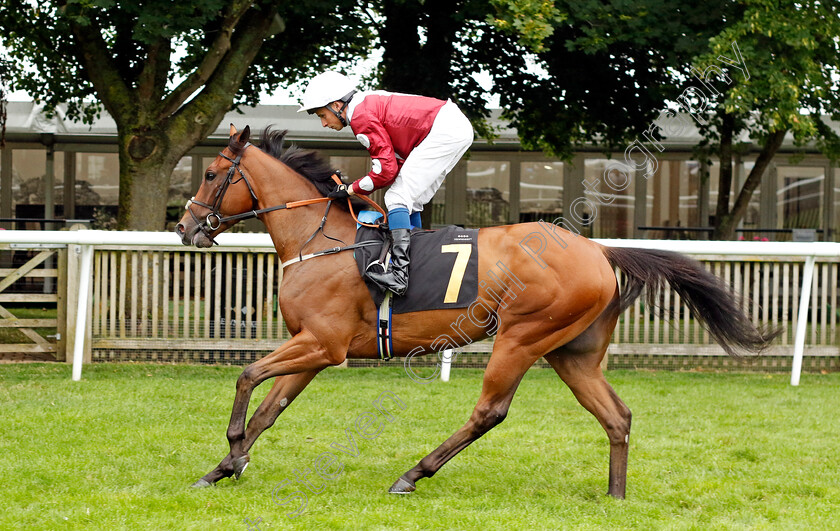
[388,477,416,494]
[191,478,214,488]
[233,455,250,480]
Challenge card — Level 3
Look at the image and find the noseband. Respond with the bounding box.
[185,142,258,244]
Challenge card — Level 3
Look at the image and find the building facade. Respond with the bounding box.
[1,102,838,241]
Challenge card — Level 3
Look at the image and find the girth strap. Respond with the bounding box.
[377,291,394,361]
[280,240,382,269]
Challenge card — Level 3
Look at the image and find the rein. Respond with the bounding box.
[199,175,387,229]
[186,143,389,267]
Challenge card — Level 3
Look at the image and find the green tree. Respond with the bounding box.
[372,0,498,138]
[480,0,736,158]
[372,0,689,146]
[0,0,371,230]
[370,0,741,233]
[370,0,500,229]
[691,0,840,239]
[489,0,840,240]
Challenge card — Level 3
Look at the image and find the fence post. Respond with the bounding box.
[441,349,453,382]
[56,247,67,361]
[72,244,93,381]
[791,255,816,386]
[65,242,80,366]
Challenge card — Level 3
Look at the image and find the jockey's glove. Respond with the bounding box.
[327,183,354,200]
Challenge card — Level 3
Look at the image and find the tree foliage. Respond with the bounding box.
[487,0,840,238]
[481,0,736,158]
[0,0,372,229]
[487,0,565,53]
[691,0,840,238]
[371,0,497,138]
[4,0,840,240]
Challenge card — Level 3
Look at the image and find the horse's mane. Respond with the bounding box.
[255,127,341,199]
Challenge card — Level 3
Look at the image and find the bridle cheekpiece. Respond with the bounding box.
[185,142,258,244]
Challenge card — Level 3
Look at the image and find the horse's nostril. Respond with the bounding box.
[175,224,185,236]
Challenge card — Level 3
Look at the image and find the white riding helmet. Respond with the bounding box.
[297,71,357,114]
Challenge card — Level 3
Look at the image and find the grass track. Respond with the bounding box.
[1,364,839,530]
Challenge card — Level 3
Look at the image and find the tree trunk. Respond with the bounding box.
[116,128,184,230]
[65,3,277,231]
[712,112,735,239]
[712,128,787,240]
[380,0,460,98]
[380,0,423,93]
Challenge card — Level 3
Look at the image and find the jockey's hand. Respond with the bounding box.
[328,183,354,200]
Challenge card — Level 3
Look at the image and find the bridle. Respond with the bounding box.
[184,142,388,263]
[185,142,259,244]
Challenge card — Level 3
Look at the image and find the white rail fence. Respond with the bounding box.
[1,229,839,386]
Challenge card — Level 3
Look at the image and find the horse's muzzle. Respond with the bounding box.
[174,222,191,245]
[174,222,213,248]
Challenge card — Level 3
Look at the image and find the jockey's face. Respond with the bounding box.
[315,102,345,131]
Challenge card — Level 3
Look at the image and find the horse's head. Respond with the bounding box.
[176,125,258,247]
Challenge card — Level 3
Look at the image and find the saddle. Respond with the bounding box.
[354,212,479,315]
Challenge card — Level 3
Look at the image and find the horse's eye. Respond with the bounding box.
[205,171,216,181]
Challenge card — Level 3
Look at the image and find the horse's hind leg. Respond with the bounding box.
[544,337,631,498]
[389,343,535,494]
[193,369,320,487]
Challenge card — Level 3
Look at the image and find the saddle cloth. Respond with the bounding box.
[354,222,479,314]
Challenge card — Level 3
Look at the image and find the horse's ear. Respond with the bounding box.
[229,123,237,137]
[240,125,251,144]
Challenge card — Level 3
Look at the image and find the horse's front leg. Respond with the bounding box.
[241,369,321,454]
[193,329,341,487]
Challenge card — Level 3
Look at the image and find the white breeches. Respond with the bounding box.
[384,100,474,212]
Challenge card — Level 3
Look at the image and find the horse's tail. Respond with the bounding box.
[603,246,782,357]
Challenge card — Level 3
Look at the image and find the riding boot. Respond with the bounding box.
[366,228,411,296]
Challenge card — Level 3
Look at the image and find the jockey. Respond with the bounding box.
[298,71,474,296]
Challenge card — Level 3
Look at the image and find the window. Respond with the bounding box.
[169,157,193,208]
[834,168,840,241]
[12,149,46,216]
[10,149,65,225]
[428,182,447,228]
[75,153,119,206]
[646,160,699,239]
[72,152,119,226]
[520,161,563,223]
[585,158,634,239]
[466,160,510,227]
[777,166,823,230]
[329,156,370,182]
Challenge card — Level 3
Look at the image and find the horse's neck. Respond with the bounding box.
[248,155,356,264]
[267,205,356,265]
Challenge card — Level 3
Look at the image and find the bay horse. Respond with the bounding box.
[175,125,778,498]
